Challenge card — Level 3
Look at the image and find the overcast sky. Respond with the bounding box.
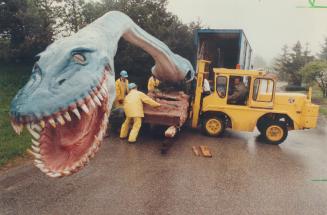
[167,0,327,64]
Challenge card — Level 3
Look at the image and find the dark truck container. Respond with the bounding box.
[195,29,252,70]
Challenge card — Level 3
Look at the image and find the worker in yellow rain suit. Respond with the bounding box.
[120,83,161,143]
[115,70,129,107]
[147,75,160,92]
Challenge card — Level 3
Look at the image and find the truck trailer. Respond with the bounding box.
[195,29,252,70]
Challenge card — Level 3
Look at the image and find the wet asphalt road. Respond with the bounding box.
[1,119,327,215]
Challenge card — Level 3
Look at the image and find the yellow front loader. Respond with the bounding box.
[191,60,319,144]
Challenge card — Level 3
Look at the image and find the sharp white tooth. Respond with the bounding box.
[49,172,61,178]
[72,108,81,120]
[56,115,65,125]
[31,139,40,146]
[81,104,90,114]
[98,130,104,140]
[48,118,56,128]
[89,152,95,159]
[32,123,42,132]
[93,96,101,106]
[41,167,50,173]
[73,161,83,169]
[34,159,43,164]
[62,170,71,175]
[64,112,72,122]
[100,88,107,97]
[35,163,45,169]
[89,99,96,109]
[102,84,108,92]
[11,121,23,135]
[40,120,45,128]
[31,145,40,153]
[82,156,89,163]
[26,125,40,139]
[27,149,41,159]
[97,93,104,101]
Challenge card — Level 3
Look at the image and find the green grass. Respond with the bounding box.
[0,64,32,166]
[280,85,326,117]
[312,87,327,117]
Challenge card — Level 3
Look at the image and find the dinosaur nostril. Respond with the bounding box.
[58,79,66,85]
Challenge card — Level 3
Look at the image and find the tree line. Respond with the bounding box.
[274,39,327,97]
[0,0,201,87]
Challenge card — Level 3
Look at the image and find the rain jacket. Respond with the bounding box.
[147,76,160,92]
[115,78,129,105]
[123,89,160,117]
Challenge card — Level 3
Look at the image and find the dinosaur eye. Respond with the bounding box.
[58,79,66,85]
[73,53,86,64]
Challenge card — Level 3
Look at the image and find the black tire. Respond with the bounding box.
[202,116,225,137]
[262,121,288,145]
[257,117,269,134]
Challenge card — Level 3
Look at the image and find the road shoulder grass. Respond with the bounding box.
[312,87,327,117]
[0,64,31,167]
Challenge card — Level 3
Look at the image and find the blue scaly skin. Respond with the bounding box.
[10,11,194,178]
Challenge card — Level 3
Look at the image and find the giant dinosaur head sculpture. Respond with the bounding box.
[10,11,194,178]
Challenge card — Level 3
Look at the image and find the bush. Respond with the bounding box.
[285,85,308,91]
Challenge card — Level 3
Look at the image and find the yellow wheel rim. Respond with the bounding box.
[206,119,222,135]
[266,125,284,142]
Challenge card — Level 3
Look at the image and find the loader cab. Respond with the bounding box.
[212,70,276,109]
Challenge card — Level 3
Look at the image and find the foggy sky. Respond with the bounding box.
[167,0,327,64]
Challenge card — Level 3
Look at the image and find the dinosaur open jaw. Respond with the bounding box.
[10,70,110,178]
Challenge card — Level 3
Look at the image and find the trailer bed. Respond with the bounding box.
[143,91,190,127]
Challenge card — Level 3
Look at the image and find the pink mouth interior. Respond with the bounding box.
[39,105,105,172]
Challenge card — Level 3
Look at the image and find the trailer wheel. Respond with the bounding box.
[202,116,225,137]
[262,121,288,145]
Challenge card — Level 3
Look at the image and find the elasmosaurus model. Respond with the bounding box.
[10,11,194,178]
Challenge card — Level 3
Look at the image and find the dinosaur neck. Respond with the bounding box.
[78,11,193,82]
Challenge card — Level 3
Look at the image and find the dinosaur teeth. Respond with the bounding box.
[100,88,107,97]
[81,104,90,114]
[82,156,89,163]
[31,138,40,146]
[93,96,101,106]
[34,159,43,164]
[40,167,50,174]
[31,145,40,153]
[48,118,56,128]
[32,123,42,132]
[56,115,65,125]
[72,161,83,169]
[64,112,72,122]
[48,172,62,178]
[88,99,96,109]
[97,93,104,101]
[11,121,23,135]
[62,170,71,176]
[35,163,45,169]
[26,124,40,139]
[27,149,41,159]
[102,84,108,92]
[72,108,81,120]
[98,129,104,140]
[39,120,45,128]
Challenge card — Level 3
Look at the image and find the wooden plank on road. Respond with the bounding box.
[192,146,200,156]
[200,145,212,158]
